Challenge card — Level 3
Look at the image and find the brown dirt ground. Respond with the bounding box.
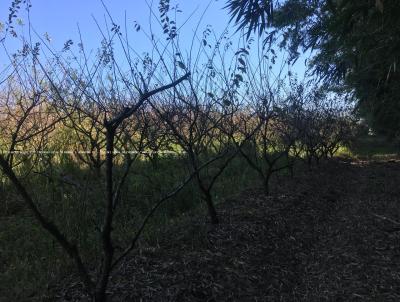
[59,158,400,301]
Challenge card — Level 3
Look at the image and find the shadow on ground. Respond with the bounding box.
[59,158,400,301]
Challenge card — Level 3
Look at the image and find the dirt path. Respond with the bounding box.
[61,159,400,301]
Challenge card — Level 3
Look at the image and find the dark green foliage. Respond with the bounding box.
[226,0,400,136]
[225,0,274,38]
[349,134,400,159]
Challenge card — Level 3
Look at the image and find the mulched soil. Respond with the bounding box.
[59,158,400,301]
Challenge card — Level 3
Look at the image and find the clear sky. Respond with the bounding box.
[0,0,307,82]
[0,1,230,57]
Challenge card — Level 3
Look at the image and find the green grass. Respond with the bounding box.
[346,135,400,159]
[0,143,342,301]
[0,153,260,301]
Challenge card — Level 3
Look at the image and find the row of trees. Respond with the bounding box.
[0,67,354,301]
[0,1,355,301]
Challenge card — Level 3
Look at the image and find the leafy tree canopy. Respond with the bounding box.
[226,0,400,137]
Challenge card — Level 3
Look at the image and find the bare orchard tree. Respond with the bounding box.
[0,7,194,301]
[318,102,355,159]
[231,92,288,194]
[225,47,295,194]
[271,94,305,177]
[60,102,107,176]
[147,26,250,224]
[0,73,61,169]
[293,86,354,168]
[278,79,356,170]
[151,86,238,224]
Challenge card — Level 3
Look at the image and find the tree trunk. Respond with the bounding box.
[204,191,219,224]
[94,290,107,302]
[94,126,116,302]
[289,163,294,178]
[264,173,271,195]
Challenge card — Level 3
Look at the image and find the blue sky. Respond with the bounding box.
[0,0,307,82]
[0,1,230,57]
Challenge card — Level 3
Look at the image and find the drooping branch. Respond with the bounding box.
[0,155,95,294]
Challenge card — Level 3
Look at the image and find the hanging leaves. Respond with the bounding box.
[134,21,141,32]
[176,61,186,70]
[62,39,73,52]
[225,0,274,39]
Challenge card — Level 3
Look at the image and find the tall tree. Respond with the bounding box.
[226,0,400,137]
